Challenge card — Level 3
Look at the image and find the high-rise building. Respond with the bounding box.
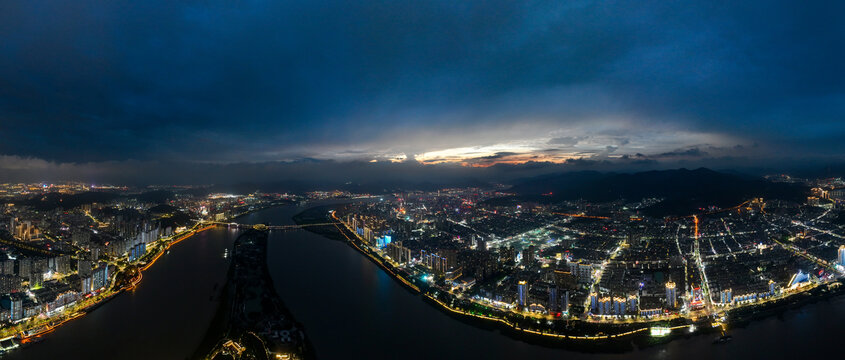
[0,275,22,294]
[17,259,31,278]
[666,281,677,309]
[56,256,72,274]
[517,280,527,308]
[10,218,39,242]
[2,294,24,322]
[524,245,536,265]
[81,276,93,294]
[92,263,109,290]
[830,188,845,201]
[599,297,612,315]
[614,297,627,315]
[363,227,374,245]
[72,230,91,247]
[0,260,13,275]
[720,288,733,305]
[28,270,43,289]
[553,269,577,290]
[568,261,593,283]
[420,250,453,274]
[548,286,559,312]
[628,294,638,313]
[839,245,845,267]
[78,259,93,278]
[590,292,598,313]
[561,290,570,314]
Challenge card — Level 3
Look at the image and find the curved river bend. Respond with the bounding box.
[11,204,845,359]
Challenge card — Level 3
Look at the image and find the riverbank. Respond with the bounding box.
[726,280,845,327]
[4,200,303,352]
[3,222,219,350]
[292,204,845,353]
[292,205,688,351]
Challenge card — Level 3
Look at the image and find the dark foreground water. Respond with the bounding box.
[12,203,845,359]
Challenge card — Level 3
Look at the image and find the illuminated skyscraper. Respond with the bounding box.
[599,297,612,315]
[1,294,24,322]
[628,294,638,313]
[666,281,677,309]
[613,297,626,315]
[839,245,845,267]
[720,289,733,305]
[561,290,569,314]
[517,280,527,308]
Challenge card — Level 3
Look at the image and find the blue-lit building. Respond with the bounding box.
[720,289,733,305]
[665,281,677,309]
[128,243,147,261]
[1,294,24,322]
[628,294,638,313]
[613,297,626,315]
[376,234,392,248]
[789,270,810,288]
[517,280,527,308]
[599,297,612,315]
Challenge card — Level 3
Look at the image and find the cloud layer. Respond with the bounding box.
[1,1,843,181]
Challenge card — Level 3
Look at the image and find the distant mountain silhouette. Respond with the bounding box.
[507,168,808,216]
[212,178,490,195]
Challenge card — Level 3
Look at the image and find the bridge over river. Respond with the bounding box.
[207,221,340,231]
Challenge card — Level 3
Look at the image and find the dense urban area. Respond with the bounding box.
[323,175,845,344]
[0,182,307,356]
[1,174,845,354]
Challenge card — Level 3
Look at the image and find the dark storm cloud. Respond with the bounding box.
[480,152,519,160]
[0,0,843,182]
[655,148,709,158]
[0,155,552,186]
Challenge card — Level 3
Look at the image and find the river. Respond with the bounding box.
[11,203,845,359]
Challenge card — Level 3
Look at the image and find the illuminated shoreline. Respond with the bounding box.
[6,223,219,346]
[317,209,845,348]
[324,211,676,343]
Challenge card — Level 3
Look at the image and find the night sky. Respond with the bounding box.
[1,1,843,184]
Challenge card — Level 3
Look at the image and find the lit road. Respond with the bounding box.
[692,216,716,316]
[720,218,739,254]
[791,220,845,240]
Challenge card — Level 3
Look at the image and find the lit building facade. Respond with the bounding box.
[665,281,677,309]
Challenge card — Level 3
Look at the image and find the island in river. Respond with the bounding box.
[194,227,313,360]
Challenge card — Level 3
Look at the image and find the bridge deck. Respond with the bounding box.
[209,222,339,230]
